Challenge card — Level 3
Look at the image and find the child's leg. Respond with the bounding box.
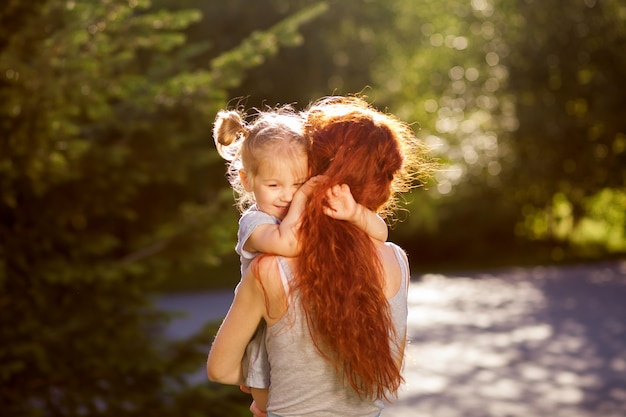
[250,387,268,413]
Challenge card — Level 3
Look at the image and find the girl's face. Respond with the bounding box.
[241,153,308,220]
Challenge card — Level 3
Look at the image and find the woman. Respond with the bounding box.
[207,96,433,416]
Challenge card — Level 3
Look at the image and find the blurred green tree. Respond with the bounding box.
[360,0,626,263]
[348,0,526,264]
[0,0,325,415]
[501,0,626,254]
[164,0,626,265]
[161,0,394,109]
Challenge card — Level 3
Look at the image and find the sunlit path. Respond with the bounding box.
[157,261,626,416]
[385,261,626,417]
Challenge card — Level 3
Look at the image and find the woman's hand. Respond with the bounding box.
[250,401,267,417]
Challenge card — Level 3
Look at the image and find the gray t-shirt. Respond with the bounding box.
[235,205,279,276]
[265,243,410,417]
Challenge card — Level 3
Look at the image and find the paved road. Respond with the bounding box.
[158,261,626,417]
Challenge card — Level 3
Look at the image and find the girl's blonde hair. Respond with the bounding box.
[213,106,308,212]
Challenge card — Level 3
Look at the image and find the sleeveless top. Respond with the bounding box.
[265,242,410,417]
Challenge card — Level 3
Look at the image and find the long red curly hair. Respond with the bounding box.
[294,96,431,401]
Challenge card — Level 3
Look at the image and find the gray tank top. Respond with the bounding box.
[265,242,410,417]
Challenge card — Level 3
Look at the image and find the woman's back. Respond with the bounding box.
[262,241,410,417]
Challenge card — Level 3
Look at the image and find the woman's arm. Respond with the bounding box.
[207,268,266,385]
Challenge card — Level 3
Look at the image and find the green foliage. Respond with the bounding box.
[180,0,626,264]
[2,0,624,412]
[209,2,329,91]
[358,0,626,261]
[192,0,394,109]
[0,0,323,415]
[520,188,626,256]
[502,0,626,210]
[574,189,626,253]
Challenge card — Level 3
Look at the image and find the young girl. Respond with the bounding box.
[213,105,389,411]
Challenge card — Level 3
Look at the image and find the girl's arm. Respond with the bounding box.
[243,176,322,257]
[207,268,266,385]
[324,184,388,242]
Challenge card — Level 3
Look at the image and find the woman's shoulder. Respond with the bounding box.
[384,240,406,253]
[249,255,291,321]
[250,254,282,283]
[378,241,409,298]
[384,241,409,266]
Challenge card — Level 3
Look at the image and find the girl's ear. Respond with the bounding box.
[239,169,252,192]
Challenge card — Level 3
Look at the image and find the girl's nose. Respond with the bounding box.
[281,188,295,202]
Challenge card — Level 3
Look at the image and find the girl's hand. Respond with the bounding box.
[298,175,325,197]
[323,183,359,221]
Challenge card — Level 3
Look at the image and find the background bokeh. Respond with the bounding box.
[1,0,624,415]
